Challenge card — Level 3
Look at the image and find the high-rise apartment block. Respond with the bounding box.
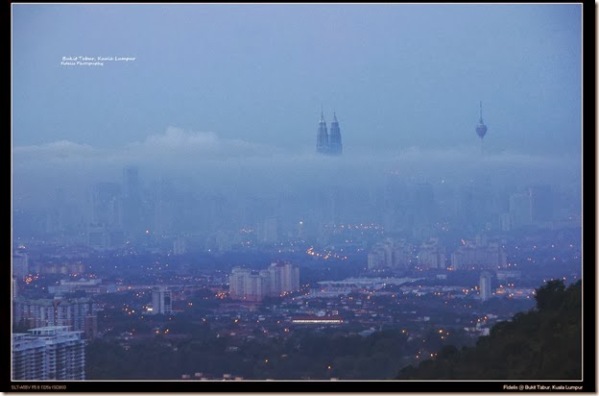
[13,252,29,280]
[229,262,300,301]
[150,287,172,315]
[367,239,412,271]
[417,238,447,270]
[479,271,493,301]
[13,297,98,339]
[12,326,85,380]
[450,239,507,271]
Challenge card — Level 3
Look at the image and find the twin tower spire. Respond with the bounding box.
[316,109,343,155]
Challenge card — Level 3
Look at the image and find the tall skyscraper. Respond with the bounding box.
[316,111,342,155]
[316,110,329,154]
[328,112,343,155]
[12,326,85,380]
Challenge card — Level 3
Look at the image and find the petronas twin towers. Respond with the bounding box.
[316,111,343,155]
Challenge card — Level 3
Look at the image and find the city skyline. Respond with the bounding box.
[9,2,588,390]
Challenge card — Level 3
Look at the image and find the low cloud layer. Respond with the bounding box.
[13,127,581,209]
[13,127,284,169]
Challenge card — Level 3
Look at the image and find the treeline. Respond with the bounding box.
[86,326,451,380]
[397,279,582,379]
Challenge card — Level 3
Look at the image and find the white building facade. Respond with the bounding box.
[229,262,299,301]
[12,326,85,380]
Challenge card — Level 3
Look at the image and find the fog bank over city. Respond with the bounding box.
[10,3,585,385]
[13,126,580,210]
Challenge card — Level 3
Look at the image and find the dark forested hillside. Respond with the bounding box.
[397,280,582,379]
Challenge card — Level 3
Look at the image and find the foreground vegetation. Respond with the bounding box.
[86,326,426,379]
[397,279,581,379]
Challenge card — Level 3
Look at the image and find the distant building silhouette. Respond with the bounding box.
[509,192,533,229]
[450,237,507,270]
[316,111,342,155]
[368,238,412,271]
[122,166,143,238]
[258,217,279,244]
[13,252,29,281]
[528,185,554,223]
[173,238,187,255]
[417,238,447,270]
[87,182,124,249]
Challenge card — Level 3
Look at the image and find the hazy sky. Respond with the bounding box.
[13,3,582,158]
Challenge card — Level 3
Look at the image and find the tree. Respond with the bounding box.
[397,280,582,380]
[534,279,566,311]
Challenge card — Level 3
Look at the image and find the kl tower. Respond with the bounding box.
[475,101,488,153]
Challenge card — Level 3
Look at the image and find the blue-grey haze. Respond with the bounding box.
[12,3,582,215]
[13,4,581,151]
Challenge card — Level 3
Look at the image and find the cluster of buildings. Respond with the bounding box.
[47,278,116,295]
[367,239,413,271]
[86,166,144,249]
[367,236,507,272]
[11,267,102,380]
[26,166,147,251]
[11,285,174,380]
[416,238,447,270]
[450,239,507,271]
[13,297,98,340]
[31,261,86,276]
[229,262,300,302]
[502,186,555,230]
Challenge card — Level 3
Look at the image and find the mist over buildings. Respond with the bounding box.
[12,4,582,237]
[10,4,585,385]
[12,124,581,249]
